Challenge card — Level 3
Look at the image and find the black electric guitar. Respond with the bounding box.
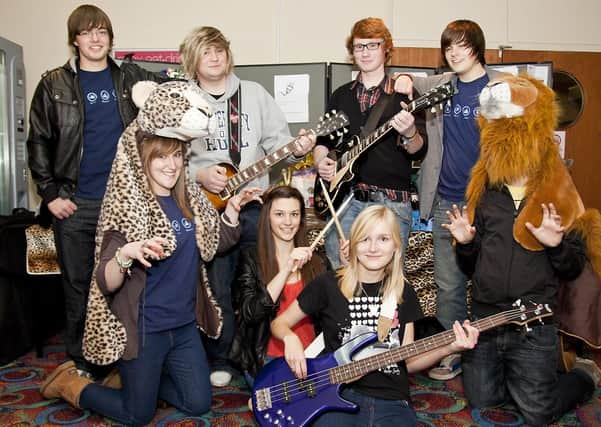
[314,81,457,217]
[203,111,349,211]
[252,302,552,427]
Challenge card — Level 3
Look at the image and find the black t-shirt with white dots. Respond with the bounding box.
[297,271,423,401]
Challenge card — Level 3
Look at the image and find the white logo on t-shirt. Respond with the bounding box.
[100,90,111,103]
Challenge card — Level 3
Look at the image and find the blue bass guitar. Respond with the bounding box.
[252,302,552,426]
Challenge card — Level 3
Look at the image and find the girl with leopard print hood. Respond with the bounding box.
[39,81,261,425]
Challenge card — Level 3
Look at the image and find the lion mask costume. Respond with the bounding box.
[467,73,601,347]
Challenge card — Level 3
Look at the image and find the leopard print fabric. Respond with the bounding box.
[83,81,221,366]
[405,231,472,319]
[405,231,436,317]
[25,224,60,275]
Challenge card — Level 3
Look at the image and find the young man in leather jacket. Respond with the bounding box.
[27,4,166,379]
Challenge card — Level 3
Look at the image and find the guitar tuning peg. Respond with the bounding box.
[319,115,323,122]
[331,109,337,114]
[525,325,532,333]
[325,112,330,118]
[343,128,348,134]
[329,134,335,140]
[336,130,342,137]
[431,106,436,113]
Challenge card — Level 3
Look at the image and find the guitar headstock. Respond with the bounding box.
[410,81,458,113]
[314,110,350,138]
[507,301,553,328]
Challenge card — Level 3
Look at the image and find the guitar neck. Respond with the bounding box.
[330,310,514,384]
[223,135,307,195]
[340,101,419,168]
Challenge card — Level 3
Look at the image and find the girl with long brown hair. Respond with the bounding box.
[230,185,327,385]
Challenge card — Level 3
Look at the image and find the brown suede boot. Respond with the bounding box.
[40,360,93,408]
[100,368,121,389]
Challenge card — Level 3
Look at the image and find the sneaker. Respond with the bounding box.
[572,357,601,388]
[210,370,232,387]
[428,353,462,380]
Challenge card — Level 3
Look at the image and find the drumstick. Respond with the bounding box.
[318,178,345,241]
[309,193,354,251]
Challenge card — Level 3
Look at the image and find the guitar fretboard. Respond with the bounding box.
[337,92,440,170]
[329,310,520,384]
[221,137,302,197]
[220,110,348,199]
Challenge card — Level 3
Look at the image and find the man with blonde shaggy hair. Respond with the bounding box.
[179,26,315,387]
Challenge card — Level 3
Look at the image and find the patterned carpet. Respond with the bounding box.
[1,337,600,426]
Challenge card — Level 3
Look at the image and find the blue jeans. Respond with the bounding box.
[202,202,262,369]
[79,322,211,427]
[432,196,467,329]
[52,197,101,372]
[311,387,416,427]
[462,323,594,427]
[325,197,412,269]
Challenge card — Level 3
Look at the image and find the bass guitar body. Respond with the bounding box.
[201,163,238,212]
[252,333,376,427]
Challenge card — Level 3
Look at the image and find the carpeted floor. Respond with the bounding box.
[1,337,600,426]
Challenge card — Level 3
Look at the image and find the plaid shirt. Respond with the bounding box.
[352,73,394,113]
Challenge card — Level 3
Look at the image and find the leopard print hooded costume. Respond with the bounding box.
[83,80,222,365]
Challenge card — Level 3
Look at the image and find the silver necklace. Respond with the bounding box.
[360,281,382,317]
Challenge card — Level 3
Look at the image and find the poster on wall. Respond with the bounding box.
[274,74,310,123]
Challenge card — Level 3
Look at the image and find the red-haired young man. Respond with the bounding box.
[314,17,427,270]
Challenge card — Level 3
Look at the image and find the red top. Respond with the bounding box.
[266,278,315,357]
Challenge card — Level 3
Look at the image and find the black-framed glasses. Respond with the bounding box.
[352,41,383,52]
[78,28,109,39]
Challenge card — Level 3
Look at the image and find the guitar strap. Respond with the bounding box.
[360,92,393,137]
[228,87,242,167]
[360,92,396,341]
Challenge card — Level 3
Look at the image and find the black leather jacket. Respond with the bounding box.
[27,57,167,203]
[456,187,586,318]
[230,247,329,377]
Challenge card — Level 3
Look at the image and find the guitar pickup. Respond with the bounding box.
[298,379,317,398]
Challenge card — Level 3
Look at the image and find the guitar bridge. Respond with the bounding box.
[254,387,272,411]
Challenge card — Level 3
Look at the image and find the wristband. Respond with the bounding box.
[115,246,133,275]
[403,128,418,140]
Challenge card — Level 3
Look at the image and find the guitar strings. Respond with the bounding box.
[261,307,534,405]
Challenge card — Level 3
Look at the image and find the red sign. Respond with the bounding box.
[114,50,180,64]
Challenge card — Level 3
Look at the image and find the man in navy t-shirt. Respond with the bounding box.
[394,20,503,381]
[27,5,165,378]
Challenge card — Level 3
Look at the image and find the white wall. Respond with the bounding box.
[2,0,600,109]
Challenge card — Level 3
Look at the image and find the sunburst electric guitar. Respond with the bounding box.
[314,81,457,217]
[252,302,552,427]
[203,111,349,211]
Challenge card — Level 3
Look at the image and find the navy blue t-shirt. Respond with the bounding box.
[142,196,200,333]
[438,74,489,202]
[76,66,123,199]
